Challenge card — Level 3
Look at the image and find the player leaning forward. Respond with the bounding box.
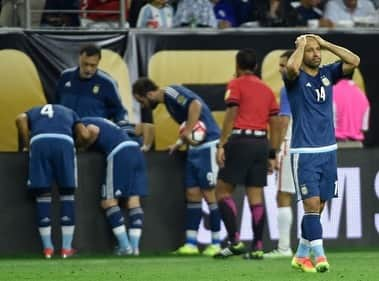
[132,78,222,256]
[285,34,360,273]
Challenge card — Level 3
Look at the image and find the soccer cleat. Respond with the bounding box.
[61,248,77,259]
[291,256,317,273]
[264,248,293,258]
[173,244,199,255]
[114,246,133,256]
[132,248,140,256]
[43,248,54,259]
[315,256,330,273]
[202,244,221,257]
[244,250,264,260]
[214,242,246,259]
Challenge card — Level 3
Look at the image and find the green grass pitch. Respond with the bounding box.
[0,250,378,281]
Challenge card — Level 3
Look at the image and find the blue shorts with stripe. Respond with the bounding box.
[102,141,148,199]
[28,134,77,190]
[291,150,338,201]
[185,140,218,189]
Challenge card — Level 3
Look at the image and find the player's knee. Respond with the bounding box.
[101,198,118,209]
[186,187,202,201]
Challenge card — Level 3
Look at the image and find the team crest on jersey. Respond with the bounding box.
[321,76,330,87]
[93,85,100,94]
[64,81,71,88]
[176,95,187,105]
[300,184,308,195]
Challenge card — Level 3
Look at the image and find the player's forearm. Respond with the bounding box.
[286,45,305,78]
[323,42,360,67]
[219,106,237,146]
[186,100,202,130]
[269,115,281,151]
[15,114,30,150]
[142,123,155,149]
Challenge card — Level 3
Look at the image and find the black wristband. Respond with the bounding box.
[269,148,276,159]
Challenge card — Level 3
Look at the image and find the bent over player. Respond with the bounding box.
[81,117,149,256]
[16,104,92,259]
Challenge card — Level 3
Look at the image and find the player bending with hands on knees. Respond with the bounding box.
[284,34,359,273]
[16,104,95,259]
[132,78,222,256]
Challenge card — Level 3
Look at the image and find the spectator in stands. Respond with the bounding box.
[324,0,376,27]
[0,0,46,27]
[128,0,147,27]
[333,79,370,147]
[211,0,237,28]
[136,0,173,28]
[81,0,130,28]
[41,0,81,27]
[174,0,217,28]
[286,0,334,27]
[232,0,256,27]
[15,104,93,259]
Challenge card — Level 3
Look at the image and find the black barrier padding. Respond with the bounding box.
[0,149,378,254]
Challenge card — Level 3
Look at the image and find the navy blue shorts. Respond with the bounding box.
[102,142,148,199]
[185,140,218,189]
[28,136,77,190]
[291,151,338,201]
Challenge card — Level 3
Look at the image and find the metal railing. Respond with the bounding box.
[24,0,127,29]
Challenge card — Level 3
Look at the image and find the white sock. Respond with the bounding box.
[277,206,293,251]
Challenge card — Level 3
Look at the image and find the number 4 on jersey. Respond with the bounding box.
[40,104,54,118]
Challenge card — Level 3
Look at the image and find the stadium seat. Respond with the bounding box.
[0,50,46,152]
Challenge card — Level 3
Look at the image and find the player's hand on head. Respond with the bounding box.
[306,34,326,47]
[295,35,307,48]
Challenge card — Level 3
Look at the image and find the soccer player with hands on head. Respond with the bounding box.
[284,33,360,273]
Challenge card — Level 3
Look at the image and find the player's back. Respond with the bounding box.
[164,85,220,142]
[285,63,342,151]
[26,104,79,138]
[82,117,131,155]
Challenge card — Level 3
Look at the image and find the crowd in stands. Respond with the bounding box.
[0,0,378,28]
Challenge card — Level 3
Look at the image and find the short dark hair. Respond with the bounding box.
[280,50,295,59]
[132,78,158,97]
[236,49,257,72]
[79,44,101,59]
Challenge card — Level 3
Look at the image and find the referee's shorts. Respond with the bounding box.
[218,133,269,187]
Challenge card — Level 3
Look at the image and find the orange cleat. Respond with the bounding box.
[291,256,317,273]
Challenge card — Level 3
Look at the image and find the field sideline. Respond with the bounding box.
[1,250,378,281]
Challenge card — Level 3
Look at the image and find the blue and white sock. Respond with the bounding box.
[105,206,130,250]
[60,195,75,250]
[185,201,202,246]
[36,195,53,250]
[208,202,220,246]
[128,207,144,252]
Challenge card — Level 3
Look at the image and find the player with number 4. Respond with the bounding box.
[16,104,95,259]
[132,78,222,256]
[284,34,360,273]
